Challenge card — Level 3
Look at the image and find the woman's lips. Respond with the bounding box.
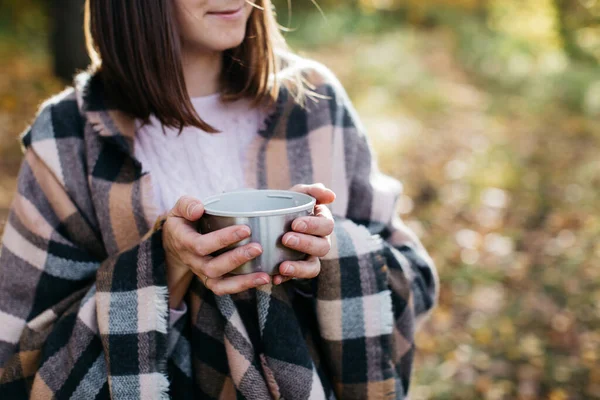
[206,6,244,20]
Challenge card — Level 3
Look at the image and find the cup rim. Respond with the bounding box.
[201,189,316,217]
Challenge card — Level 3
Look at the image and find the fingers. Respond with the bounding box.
[314,203,334,221]
[200,243,263,278]
[168,220,251,259]
[168,195,204,222]
[282,232,331,257]
[277,255,321,279]
[192,225,252,256]
[289,183,336,205]
[292,208,335,237]
[204,272,271,296]
[273,275,293,285]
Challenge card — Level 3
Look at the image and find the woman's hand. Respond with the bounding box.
[273,183,336,285]
[163,196,270,307]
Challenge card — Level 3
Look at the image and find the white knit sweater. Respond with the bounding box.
[134,93,264,215]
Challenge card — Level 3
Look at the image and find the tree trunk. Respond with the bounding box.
[475,0,489,22]
[51,0,89,82]
[553,0,597,65]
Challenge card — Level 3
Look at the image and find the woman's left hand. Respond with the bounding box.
[273,183,336,285]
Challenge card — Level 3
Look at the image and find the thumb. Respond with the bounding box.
[168,195,205,222]
[290,183,336,205]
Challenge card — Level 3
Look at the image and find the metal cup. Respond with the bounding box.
[197,189,316,275]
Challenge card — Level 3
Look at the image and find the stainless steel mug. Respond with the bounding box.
[197,189,316,275]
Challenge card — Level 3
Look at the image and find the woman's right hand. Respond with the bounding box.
[162,195,270,307]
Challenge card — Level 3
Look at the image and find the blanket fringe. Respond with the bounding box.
[157,372,170,400]
[155,285,170,399]
[154,285,169,335]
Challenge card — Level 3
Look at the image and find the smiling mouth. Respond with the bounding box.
[207,6,244,16]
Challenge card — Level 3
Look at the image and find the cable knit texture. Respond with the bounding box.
[134,93,264,214]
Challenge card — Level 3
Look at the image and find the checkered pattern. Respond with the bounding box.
[0,58,437,399]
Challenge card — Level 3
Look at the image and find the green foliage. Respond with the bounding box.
[275,0,600,117]
[450,12,600,117]
[0,0,48,44]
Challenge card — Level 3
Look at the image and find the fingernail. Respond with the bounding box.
[295,221,307,232]
[285,264,295,275]
[188,203,199,217]
[236,227,250,240]
[285,235,299,246]
[255,277,269,285]
[246,246,262,258]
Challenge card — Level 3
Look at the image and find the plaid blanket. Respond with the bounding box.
[0,59,438,399]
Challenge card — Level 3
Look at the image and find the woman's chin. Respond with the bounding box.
[216,38,246,52]
[188,36,246,54]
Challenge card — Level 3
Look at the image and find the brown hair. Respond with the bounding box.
[84,0,298,133]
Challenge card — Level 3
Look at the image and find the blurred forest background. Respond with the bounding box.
[1,1,599,399]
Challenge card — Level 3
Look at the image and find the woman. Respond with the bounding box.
[0,0,438,399]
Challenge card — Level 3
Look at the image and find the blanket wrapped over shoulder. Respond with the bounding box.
[0,61,438,399]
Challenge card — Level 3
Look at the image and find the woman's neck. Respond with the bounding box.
[181,47,223,98]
